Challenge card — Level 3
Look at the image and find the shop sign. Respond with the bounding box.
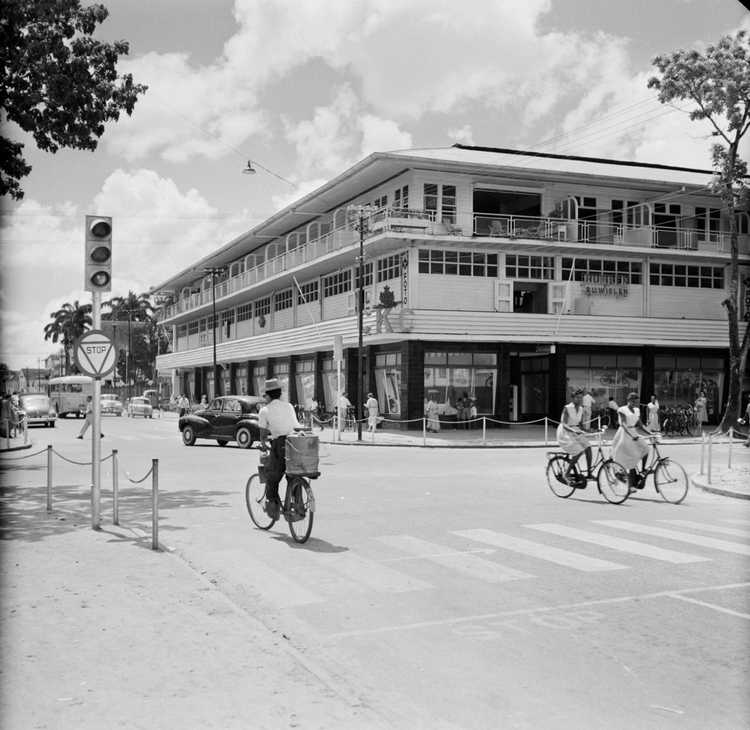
[581,274,629,298]
[401,252,408,305]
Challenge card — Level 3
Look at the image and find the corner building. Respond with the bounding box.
[154,145,750,428]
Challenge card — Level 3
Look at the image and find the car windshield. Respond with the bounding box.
[132,398,147,404]
[102,395,118,400]
[21,395,47,407]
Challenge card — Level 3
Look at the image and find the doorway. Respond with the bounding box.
[513,282,548,313]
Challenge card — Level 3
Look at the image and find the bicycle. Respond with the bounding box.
[627,434,689,504]
[245,438,318,543]
[546,428,630,504]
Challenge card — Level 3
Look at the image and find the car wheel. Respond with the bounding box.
[235,426,254,449]
[217,439,229,447]
[182,426,197,446]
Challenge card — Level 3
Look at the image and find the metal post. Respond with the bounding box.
[336,360,341,442]
[707,433,713,485]
[544,417,549,446]
[3,419,8,450]
[112,449,119,525]
[699,432,705,475]
[356,214,365,443]
[92,289,101,530]
[211,273,218,397]
[482,417,486,444]
[151,459,159,550]
[728,427,733,470]
[423,417,427,447]
[46,444,53,513]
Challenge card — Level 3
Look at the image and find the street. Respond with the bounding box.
[4,414,750,729]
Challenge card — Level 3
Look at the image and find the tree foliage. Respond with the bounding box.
[649,31,750,432]
[42,300,92,374]
[0,0,147,199]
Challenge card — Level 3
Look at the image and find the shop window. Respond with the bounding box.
[565,353,642,413]
[652,354,724,421]
[423,351,497,415]
[374,351,401,415]
[295,359,316,410]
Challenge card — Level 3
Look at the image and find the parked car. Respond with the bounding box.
[101,393,124,416]
[127,396,154,419]
[179,395,264,448]
[18,393,56,428]
[142,389,162,410]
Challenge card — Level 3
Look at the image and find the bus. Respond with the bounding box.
[47,375,94,418]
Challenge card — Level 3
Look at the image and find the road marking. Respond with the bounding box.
[525,523,709,563]
[666,593,750,620]
[593,520,750,555]
[658,520,750,538]
[325,581,750,640]
[318,551,432,593]
[377,535,534,583]
[452,528,627,572]
[723,519,750,525]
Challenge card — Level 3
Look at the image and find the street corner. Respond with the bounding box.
[691,464,750,500]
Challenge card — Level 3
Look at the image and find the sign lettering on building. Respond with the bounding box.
[401,252,408,306]
[581,273,629,299]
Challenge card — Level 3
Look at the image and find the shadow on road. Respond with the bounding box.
[271,533,349,553]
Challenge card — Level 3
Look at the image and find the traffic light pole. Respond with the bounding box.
[91,290,102,529]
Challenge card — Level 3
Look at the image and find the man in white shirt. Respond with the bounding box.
[337,392,352,430]
[581,390,594,431]
[257,378,302,519]
[365,392,379,432]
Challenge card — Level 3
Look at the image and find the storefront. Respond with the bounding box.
[423,350,498,417]
[653,354,725,422]
[565,352,642,413]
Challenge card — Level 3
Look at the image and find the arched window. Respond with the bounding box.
[307,222,320,241]
[181,287,191,300]
[333,208,347,230]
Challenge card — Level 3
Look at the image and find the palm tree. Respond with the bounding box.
[103,291,154,395]
[43,301,92,374]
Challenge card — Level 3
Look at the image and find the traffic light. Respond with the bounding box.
[85,215,112,292]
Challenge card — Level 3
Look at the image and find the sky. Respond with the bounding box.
[1,0,749,370]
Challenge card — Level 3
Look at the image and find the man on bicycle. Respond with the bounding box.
[257,378,303,520]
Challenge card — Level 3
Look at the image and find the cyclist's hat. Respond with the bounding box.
[264,378,282,393]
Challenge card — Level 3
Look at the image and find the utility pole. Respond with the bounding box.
[203,266,226,399]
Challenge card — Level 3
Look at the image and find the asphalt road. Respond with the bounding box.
[27,414,750,729]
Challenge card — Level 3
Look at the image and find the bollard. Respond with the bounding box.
[112,449,119,526]
[23,421,28,445]
[707,433,713,485]
[482,417,486,444]
[151,459,159,551]
[699,432,705,475]
[422,417,427,447]
[46,444,53,513]
[3,419,8,450]
[728,427,733,470]
[544,417,549,447]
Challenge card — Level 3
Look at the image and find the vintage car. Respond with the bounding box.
[179,395,264,448]
[18,393,56,428]
[101,393,124,416]
[127,396,154,418]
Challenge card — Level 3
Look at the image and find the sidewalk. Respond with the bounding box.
[0,459,387,729]
[691,462,750,500]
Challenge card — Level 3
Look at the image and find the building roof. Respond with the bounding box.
[151,144,718,293]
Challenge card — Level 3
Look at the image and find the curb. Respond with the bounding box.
[690,473,750,500]
[0,439,33,454]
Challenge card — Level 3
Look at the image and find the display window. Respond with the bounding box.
[322,357,346,412]
[252,365,266,398]
[566,353,642,412]
[294,359,316,409]
[375,352,401,414]
[653,355,723,420]
[423,351,497,415]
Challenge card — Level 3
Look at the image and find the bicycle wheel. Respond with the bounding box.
[546,456,575,498]
[286,476,315,543]
[654,459,689,504]
[597,459,630,505]
[245,474,276,530]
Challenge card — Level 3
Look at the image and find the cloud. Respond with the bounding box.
[448,124,475,145]
[0,170,257,370]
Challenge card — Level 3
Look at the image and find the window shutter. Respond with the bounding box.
[494,280,513,312]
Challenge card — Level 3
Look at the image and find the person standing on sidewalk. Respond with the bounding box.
[365,392,379,432]
[581,390,594,431]
[740,395,750,447]
[76,396,104,439]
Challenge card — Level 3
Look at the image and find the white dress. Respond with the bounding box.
[556,403,590,456]
[612,405,649,469]
[646,401,660,431]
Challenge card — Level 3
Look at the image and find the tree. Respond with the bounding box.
[0,0,147,199]
[43,300,92,374]
[103,291,154,391]
[649,31,750,433]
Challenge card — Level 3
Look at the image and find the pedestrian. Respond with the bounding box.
[337,392,352,430]
[468,399,478,429]
[694,391,708,425]
[425,391,440,432]
[76,395,104,439]
[646,395,660,431]
[0,394,12,437]
[200,394,208,408]
[607,396,619,429]
[581,390,594,431]
[178,394,189,417]
[365,392,379,432]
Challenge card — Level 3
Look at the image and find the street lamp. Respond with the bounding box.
[203,266,227,399]
[347,204,376,442]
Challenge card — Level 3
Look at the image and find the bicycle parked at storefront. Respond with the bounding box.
[546,428,630,504]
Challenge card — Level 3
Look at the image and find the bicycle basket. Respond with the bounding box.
[285,433,320,476]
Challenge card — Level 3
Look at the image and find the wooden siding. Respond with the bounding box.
[649,286,726,319]
[416,275,495,310]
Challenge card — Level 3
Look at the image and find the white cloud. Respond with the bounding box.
[448,124,475,145]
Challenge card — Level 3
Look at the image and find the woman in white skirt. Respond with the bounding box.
[612,392,652,489]
[646,395,660,431]
[556,390,592,483]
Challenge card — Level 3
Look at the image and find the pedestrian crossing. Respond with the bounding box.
[236,516,749,609]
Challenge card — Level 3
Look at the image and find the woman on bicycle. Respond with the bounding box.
[257,378,303,519]
[612,391,652,489]
[556,390,592,482]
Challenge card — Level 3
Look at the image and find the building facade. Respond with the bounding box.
[153,145,750,426]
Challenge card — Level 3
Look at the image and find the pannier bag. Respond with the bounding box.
[285,433,320,476]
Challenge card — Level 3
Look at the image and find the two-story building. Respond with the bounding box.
[153,144,750,426]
